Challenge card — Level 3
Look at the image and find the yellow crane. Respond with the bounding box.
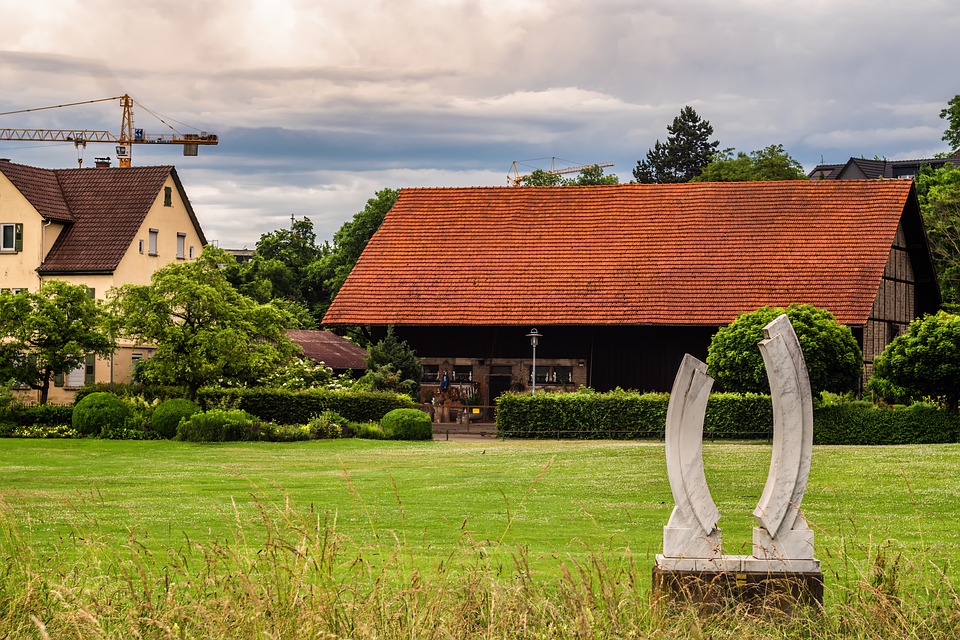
[0,94,218,167]
[508,157,614,186]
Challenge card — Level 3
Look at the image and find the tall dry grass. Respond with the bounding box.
[2,486,960,639]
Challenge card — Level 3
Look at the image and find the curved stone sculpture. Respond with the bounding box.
[662,354,722,559]
[752,314,815,560]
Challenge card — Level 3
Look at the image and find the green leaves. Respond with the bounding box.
[706,304,863,396]
[633,106,720,183]
[692,144,807,182]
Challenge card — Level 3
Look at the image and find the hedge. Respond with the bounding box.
[196,388,416,424]
[814,402,959,445]
[496,391,773,439]
[2,403,73,427]
[496,391,959,444]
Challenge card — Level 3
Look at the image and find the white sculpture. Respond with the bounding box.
[657,314,819,574]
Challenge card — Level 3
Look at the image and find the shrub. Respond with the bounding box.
[196,388,416,424]
[74,383,185,404]
[152,398,201,439]
[381,408,433,440]
[814,402,959,445]
[354,423,386,440]
[72,392,130,437]
[5,403,74,428]
[176,409,263,442]
[307,411,347,439]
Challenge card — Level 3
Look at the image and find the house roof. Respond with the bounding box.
[287,330,368,370]
[322,181,930,328]
[0,160,206,274]
[809,155,960,180]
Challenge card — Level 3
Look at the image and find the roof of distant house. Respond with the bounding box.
[322,181,937,328]
[809,153,960,180]
[0,160,205,274]
[287,330,368,370]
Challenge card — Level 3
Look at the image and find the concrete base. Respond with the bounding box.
[652,559,823,614]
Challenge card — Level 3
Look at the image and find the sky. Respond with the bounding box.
[1,0,957,249]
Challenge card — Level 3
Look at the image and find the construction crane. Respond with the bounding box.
[509,157,614,186]
[0,94,218,167]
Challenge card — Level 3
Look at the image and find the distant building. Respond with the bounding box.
[224,248,255,263]
[287,330,368,376]
[323,182,939,403]
[0,159,206,403]
[809,152,960,180]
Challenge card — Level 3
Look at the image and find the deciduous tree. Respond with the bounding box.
[706,304,862,396]
[112,247,297,400]
[941,94,960,151]
[693,144,807,182]
[0,281,114,404]
[916,162,960,309]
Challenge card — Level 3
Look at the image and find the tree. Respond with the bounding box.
[305,188,399,319]
[941,94,960,151]
[112,246,298,400]
[0,281,114,404]
[358,326,421,397]
[706,304,863,396]
[868,311,960,409]
[692,144,807,182]
[916,162,960,309]
[520,165,619,186]
[633,106,720,183]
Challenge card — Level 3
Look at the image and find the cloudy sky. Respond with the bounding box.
[1,0,957,248]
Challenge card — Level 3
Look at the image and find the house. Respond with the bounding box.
[809,152,960,180]
[322,182,940,407]
[286,329,368,376]
[0,159,206,403]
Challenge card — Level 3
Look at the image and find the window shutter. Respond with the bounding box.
[14,223,22,252]
[84,354,96,386]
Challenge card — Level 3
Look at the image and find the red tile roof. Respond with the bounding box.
[322,181,917,328]
[287,330,368,370]
[0,160,205,274]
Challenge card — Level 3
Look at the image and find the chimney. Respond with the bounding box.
[95,157,112,169]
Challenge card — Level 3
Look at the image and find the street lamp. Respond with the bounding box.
[526,328,543,395]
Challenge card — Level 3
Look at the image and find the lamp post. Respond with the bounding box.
[526,328,542,396]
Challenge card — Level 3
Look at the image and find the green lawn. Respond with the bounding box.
[3,437,959,581]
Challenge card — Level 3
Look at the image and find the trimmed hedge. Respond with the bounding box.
[72,392,130,437]
[381,408,433,440]
[3,403,73,427]
[496,391,772,439]
[196,388,416,424]
[814,402,959,445]
[496,391,959,444]
[74,383,185,404]
[152,398,201,439]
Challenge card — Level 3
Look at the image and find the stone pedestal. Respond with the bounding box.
[653,558,823,613]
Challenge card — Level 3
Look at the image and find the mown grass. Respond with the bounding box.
[2,439,960,637]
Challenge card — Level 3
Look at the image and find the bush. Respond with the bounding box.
[5,403,73,428]
[814,402,959,445]
[176,409,263,442]
[152,398,201,439]
[307,411,347,439]
[354,423,386,440]
[381,408,433,440]
[196,388,416,424]
[74,383,185,404]
[72,392,130,437]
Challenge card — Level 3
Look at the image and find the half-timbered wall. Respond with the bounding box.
[862,222,916,378]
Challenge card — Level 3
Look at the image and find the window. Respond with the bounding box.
[139,239,144,254]
[452,365,473,382]
[1,223,23,252]
[177,233,186,259]
[164,186,172,207]
[422,364,440,382]
[148,229,158,255]
[189,245,194,259]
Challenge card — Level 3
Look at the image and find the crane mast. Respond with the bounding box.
[0,94,218,167]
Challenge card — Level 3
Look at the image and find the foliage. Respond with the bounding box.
[152,398,201,439]
[8,424,79,438]
[942,94,960,151]
[692,144,808,182]
[196,387,416,424]
[304,188,399,320]
[869,311,960,409]
[72,392,130,437]
[262,358,335,390]
[522,165,619,186]
[176,409,264,442]
[633,106,720,183]
[915,162,960,307]
[74,382,185,404]
[814,401,958,445]
[706,304,863,396]
[0,281,114,404]
[111,246,298,400]
[1,402,73,428]
[354,422,387,439]
[307,411,347,439]
[381,408,433,440]
[362,327,421,396]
